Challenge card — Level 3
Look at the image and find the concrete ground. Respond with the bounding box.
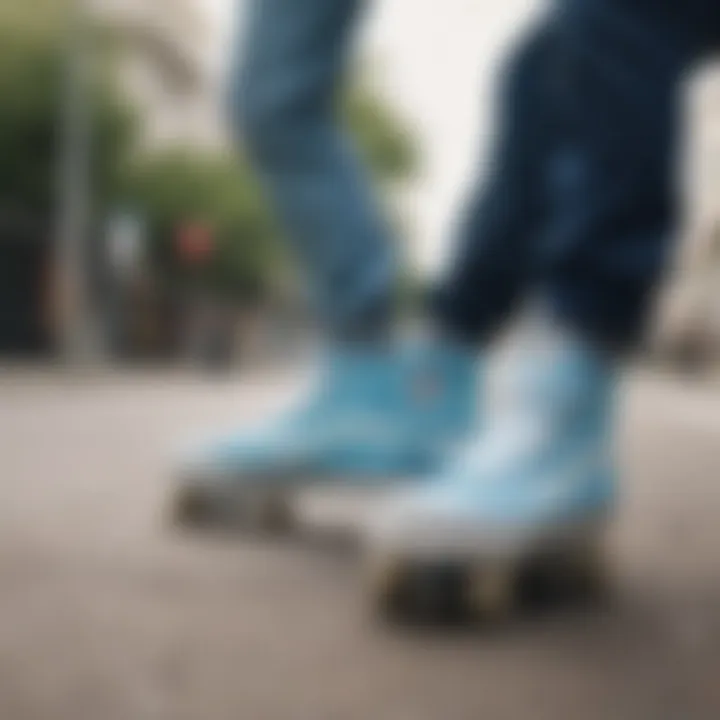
[0,368,718,720]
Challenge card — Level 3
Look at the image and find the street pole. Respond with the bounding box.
[55,0,99,368]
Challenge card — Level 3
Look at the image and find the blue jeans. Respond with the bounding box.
[229,0,719,350]
[229,0,395,339]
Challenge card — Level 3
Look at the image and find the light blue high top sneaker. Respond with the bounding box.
[173,338,480,528]
[366,321,618,572]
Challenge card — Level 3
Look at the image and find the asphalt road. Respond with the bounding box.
[0,368,718,720]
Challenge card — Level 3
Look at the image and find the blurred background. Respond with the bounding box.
[0,2,718,719]
[2,0,718,372]
[1,0,425,369]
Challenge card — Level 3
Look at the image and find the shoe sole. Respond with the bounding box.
[170,474,409,539]
[365,522,613,626]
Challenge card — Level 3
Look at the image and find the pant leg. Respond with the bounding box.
[436,6,688,352]
[541,2,687,351]
[228,0,396,340]
[432,20,561,344]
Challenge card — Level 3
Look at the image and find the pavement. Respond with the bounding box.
[0,367,719,720]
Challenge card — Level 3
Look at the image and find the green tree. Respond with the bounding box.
[342,79,418,183]
[124,80,420,301]
[0,0,136,220]
[122,150,279,301]
[0,0,420,305]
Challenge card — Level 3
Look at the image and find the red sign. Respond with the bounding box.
[177,223,213,264]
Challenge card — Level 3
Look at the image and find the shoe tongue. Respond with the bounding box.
[454,416,549,485]
[493,328,612,423]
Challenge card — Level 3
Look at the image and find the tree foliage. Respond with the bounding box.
[342,80,418,182]
[121,150,280,300]
[0,0,135,219]
[0,0,419,301]
[123,82,419,299]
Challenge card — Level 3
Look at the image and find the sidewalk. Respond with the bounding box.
[0,369,718,720]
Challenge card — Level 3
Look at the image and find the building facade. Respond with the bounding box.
[654,63,720,366]
[93,0,225,150]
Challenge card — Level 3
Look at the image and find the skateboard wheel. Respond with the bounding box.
[568,542,612,601]
[368,555,497,624]
[369,542,611,626]
[172,483,215,528]
[516,537,613,609]
[248,492,296,535]
[466,564,514,620]
[367,553,409,618]
[171,479,296,536]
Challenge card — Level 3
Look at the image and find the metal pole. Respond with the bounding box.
[55,0,98,367]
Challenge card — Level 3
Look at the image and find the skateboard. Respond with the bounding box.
[365,530,612,625]
[172,475,299,535]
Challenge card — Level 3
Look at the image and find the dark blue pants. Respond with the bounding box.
[231,0,718,350]
[435,1,709,351]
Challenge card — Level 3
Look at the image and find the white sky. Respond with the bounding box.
[204,0,542,270]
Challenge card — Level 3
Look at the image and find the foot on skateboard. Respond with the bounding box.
[172,340,480,535]
[364,320,617,625]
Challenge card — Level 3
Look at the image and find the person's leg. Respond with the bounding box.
[364,7,690,619]
[436,3,688,352]
[366,316,617,619]
[431,20,560,345]
[541,1,686,352]
[228,0,394,340]
[173,0,479,529]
